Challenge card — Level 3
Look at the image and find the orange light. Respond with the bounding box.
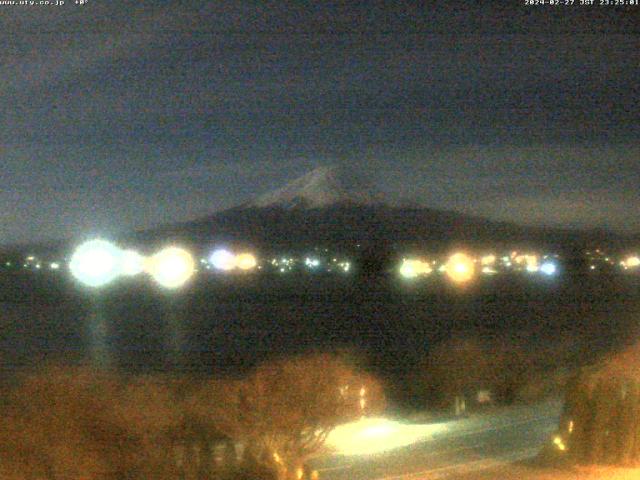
[399,258,432,278]
[147,246,195,289]
[624,256,640,268]
[445,252,475,283]
[235,252,257,271]
[480,254,496,266]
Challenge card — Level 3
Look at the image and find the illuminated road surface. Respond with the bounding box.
[310,399,562,480]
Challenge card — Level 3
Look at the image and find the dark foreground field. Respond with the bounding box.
[1,270,639,406]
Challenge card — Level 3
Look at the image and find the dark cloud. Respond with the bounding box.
[1,3,639,243]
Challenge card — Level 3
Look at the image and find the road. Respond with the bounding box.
[309,399,562,480]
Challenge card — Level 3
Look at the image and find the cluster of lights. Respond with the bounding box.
[621,255,640,270]
[338,261,351,273]
[69,239,195,289]
[398,250,561,282]
[272,256,296,273]
[208,249,257,272]
[399,258,433,279]
[480,254,496,266]
[305,257,321,268]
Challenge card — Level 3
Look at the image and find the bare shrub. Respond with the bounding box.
[185,353,386,479]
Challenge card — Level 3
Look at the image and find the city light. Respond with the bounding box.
[235,252,257,271]
[119,249,145,276]
[209,249,236,271]
[623,255,640,269]
[553,435,567,452]
[69,239,122,288]
[305,257,321,268]
[525,255,539,272]
[147,246,195,289]
[444,252,475,283]
[400,259,419,279]
[399,259,432,279]
[480,254,496,266]
[540,261,558,276]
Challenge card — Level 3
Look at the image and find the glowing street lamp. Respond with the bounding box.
[400,259,420,279]
[147,246,195,289]
[69,239,121,288]
[235,252,257,271]
[540,261,558,276]
[209,248,237,271]
[445,252,475,284]
[399,259,432,279]
[623,255,640,269]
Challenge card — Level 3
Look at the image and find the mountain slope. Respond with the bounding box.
[251,165,383,208]
[124,166,633,253]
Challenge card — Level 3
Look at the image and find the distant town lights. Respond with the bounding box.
[624,256,640,269]
[210,248,237,271]
[480,254,496,266]
[236,252,257,271]
[147,246,195,289]
[69,239,122,288]
[540,261,558,276]
[445,252,475,283]
[399,259,432,279]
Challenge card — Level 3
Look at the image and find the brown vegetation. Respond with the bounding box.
[0,353,385,480]
[414,336,568,410]
[0,365,181,480]
[560,343,640,466]
[184,353,386,479]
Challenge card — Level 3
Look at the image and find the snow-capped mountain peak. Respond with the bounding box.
[252,166,382,208]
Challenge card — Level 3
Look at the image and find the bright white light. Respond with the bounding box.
[69,239,121,288]
[148,247,195,289]
[326,417,447,456]
[50,262,60,270]
[305,257,321,268]
[209,249,236,271]
[119,249,145,276]
[399,259,419,279]
[236,252,257,271]
[540,261,557,276]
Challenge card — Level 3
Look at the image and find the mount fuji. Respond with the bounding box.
[249,166,385,209]
[126,166,630,253]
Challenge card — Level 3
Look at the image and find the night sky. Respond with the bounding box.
[1,2,639,244]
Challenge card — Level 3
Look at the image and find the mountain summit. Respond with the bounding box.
[251,166,383,209]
